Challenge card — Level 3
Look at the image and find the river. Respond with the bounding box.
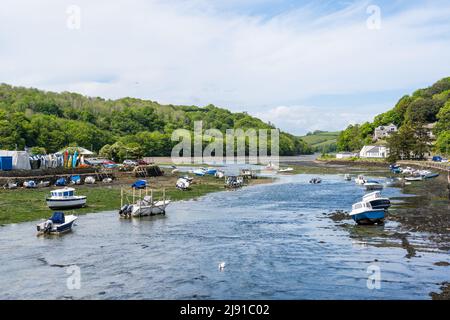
[0,173,448,299]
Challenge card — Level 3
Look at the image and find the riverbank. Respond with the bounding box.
[0,174,273,225]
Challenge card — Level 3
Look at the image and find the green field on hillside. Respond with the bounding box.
[300,131,340,152]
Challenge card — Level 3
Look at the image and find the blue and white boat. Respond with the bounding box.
[350,201,385,225]
[364,180,383,191]
[36,212,77,235]
[192,168,206,176]
[46,187,87,209]
[205,168,217,175]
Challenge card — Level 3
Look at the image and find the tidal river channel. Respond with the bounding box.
[0,173,448,299]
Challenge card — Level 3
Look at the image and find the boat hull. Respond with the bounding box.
[36,216,77,235]
[46,197,87,209]
[130,201,170,217]
[351,210,385,224]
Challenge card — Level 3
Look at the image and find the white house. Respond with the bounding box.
[360,145,389,159]
[336,152,359,159]
[373,124,397,141]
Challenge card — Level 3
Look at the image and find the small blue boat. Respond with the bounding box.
[193,168,206,176]
[205,168,217,175]
[350,201,385,225]
[36,212,77,235]
[55,178,67,186]
[131,180,147,189]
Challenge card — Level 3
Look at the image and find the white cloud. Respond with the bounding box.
[1,0,450,133]
[255,105,381,135]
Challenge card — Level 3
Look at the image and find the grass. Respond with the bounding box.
[0,174,260,225]
[300,131,340,149]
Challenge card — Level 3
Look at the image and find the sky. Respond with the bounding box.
[1,0,450,135]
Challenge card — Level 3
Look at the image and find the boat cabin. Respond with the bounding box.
[50,188,76,198]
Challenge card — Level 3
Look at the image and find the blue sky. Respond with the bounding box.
[1,0,450,135]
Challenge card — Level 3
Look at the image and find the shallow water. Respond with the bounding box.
[0,173,448,299]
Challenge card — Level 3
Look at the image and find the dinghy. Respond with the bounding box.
[364,180,383,191]
[55,178,67,186]
[355,175,366,185]
[350,201,385,225]
[46,187,87,209]
[309,177,322,184]
[278,167,294,173]
[84,176,96,184]
[215,170,225,179]
[36,212,77,235]
[23,180,37,188]
[176,176,192,190]
[37,181,50,188]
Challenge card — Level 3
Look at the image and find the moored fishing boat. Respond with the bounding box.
[364,180,383,191]
[46,187,87,209]
[350,201,385,225]
[119,188,170,218]
[362,191,391,210]
[36,212,77,235]
[355,175,366,185]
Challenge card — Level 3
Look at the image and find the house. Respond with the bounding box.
[360,145,389,159]
[423,123,437,140]
[373,124,398,141]
[336,152,359,159]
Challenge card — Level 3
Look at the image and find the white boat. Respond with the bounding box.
[176,176,192,190]
[344,174,352,181]
[405,175,423,181]
[215,170,225,178]
[36,212,77,235]
[355,175,366,185]
[23,180,37,188]
[364,180,383,191]
[37,181,50,188]
[84,176,96,184]
[278,167,294,173]
[362,191,391,210]
[265,162,279,171]
[46,187,87,209]
[119,196,170,217]
[350,201,385,225]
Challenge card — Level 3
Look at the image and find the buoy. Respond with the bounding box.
[218,262,226,271]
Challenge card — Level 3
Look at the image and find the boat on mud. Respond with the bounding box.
[36,212,77,235]
[119,188,170,218]
[278,167,294,173]
[225,176,244,189]
[46,187,87,209]
[362,191,391,210]
[350,201,385,225]
[176,176,192,190]
[364,180,383,191]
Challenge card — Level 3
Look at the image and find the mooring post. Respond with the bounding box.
[120,188,123,208]
[447,171,450,201]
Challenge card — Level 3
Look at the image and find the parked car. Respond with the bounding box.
[123,159,138,166]
[137,159,149,165]
[432,156,443,162]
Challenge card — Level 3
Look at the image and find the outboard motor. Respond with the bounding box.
[119,205,129,216]
[43,220,53,233]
